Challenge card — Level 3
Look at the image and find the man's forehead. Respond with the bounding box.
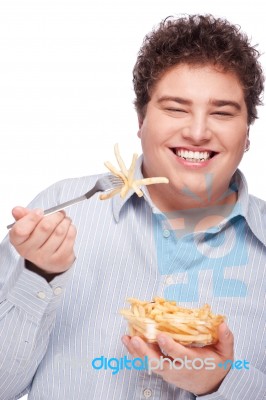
[150,65,245,105]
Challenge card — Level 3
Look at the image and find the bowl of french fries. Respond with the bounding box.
[120,297,225,347]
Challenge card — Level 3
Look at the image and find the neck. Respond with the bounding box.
[146,183,238,213]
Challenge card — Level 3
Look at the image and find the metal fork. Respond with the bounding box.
[7,174,123,229]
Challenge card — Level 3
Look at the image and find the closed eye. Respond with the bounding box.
[212,111,233,116]
[166,108,188,113]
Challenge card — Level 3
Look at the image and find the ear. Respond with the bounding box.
[245,138,250,152]
[245,128,250,152]
[137,115,143,138]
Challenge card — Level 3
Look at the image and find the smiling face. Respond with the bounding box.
[138,64,249,211]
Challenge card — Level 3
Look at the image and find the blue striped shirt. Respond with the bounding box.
[0,159,265,400]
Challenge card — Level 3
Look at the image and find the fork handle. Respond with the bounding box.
[6,186,99,230]
[43,194,87,216]
[7,194,87,230]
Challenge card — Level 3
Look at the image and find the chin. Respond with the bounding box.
[176,175,215,199]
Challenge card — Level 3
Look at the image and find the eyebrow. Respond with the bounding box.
[210,99,241,110]
[157,96,242,110]
[157,96,192,105]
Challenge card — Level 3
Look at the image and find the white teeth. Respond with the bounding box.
[176,148,212,162]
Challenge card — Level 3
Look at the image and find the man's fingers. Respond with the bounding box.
[20,217,76,271]
[122,336,161,360]
[40,217,73,254]
[12,206,32,221]
[10,211,67,254]
[122,333,193,362]
[9,207,77,274]
[156,334,192,359]
[9,209,44,245]
[215,322,234,357]
[48,222,77,270]
[20,211,66,252]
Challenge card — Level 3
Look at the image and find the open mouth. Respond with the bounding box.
[171,148,218,163]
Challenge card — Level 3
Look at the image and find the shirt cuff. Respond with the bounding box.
[6,258,74,320]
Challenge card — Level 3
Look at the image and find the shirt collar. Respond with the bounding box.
[238,170,266,247]
[228,169,266,246]
[112,160,266,247]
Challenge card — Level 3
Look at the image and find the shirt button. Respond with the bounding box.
[163,229,170,238]
[37,291,46,299]
[53,287,63,296]
[165,276,174,285]
[143,388,152,398]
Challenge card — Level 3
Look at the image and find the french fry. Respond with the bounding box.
[100,144,169,200]
[120,297,225,346]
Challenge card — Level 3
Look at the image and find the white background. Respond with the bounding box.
[0,1,265,397]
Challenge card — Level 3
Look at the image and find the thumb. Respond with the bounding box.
[12,206,31,221]
[215,322,234,358]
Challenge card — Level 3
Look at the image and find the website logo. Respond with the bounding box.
[91,355,250,375]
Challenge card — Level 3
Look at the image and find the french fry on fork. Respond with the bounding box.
[100,144,169,200]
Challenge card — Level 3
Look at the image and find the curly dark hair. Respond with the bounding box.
[133,14,264,125]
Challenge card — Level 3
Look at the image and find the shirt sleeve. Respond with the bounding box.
[196,365,266,400]
[0,182,74,399]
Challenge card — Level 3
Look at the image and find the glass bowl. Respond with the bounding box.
[120,298,224,347]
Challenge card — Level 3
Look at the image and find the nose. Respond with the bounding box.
[181,114,211,144]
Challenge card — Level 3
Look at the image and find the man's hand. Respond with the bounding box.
[9,206,77,274]
[122,322,234,396]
